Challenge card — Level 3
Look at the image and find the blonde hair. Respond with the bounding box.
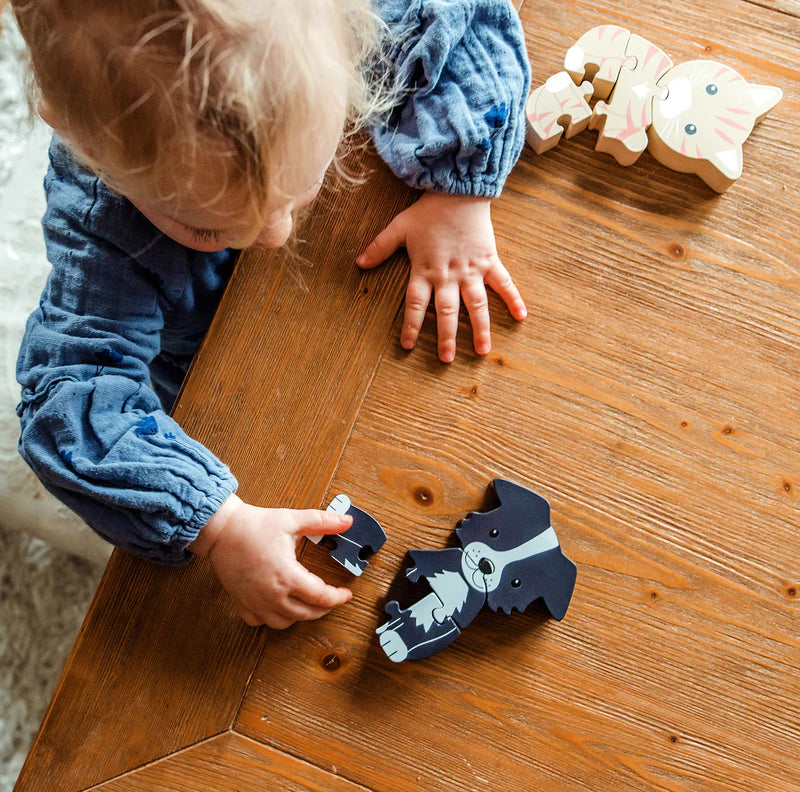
[12,0,387,211]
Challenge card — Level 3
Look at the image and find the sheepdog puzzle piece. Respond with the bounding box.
[376,479,577,662]
[526,24,782,191]
[308,494,386,576]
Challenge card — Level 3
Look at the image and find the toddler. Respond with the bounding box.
[12,0,531,628]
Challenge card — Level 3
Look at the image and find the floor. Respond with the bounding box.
[0,10,105,791]
[0,528,103,792]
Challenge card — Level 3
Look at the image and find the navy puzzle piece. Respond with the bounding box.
[308,494,386,576]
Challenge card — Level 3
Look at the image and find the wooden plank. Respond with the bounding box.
[237,310,800,790]
[13,150,416,792]
[235,2,800,791]
[743,0,800,20]
[92,732,369,792]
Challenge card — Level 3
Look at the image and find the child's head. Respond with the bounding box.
[12,0,383,250]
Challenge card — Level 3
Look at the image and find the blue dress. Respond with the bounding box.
[16,0,531,563]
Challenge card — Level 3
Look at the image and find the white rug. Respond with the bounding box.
[0,528,104,792]
[1,10,107,790]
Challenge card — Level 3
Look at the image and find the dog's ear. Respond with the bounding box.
[493,478,551,533]
[487,548,577,619]
[538,552,577,620]
[456,479,551,549]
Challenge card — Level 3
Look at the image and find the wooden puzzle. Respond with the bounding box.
[526,25,783,191]
[309,494,386,576]
[376,479,577,662]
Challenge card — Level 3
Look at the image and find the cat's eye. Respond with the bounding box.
[489,528,500,538]
[706,84,718,95]
[685,123,697,135]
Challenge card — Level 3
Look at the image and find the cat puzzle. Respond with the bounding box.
[526,25,782,191]
[376,479,577,662]
[308,494,386,576]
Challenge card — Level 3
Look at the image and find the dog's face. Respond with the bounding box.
[456,478,552,551]
[456,479,577,619]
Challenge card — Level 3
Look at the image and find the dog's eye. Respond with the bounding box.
[489,528,500,538]
[511,578,521,588]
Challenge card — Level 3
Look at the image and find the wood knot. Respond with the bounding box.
[668,243,686,260]
[321,653,342,672]
[414,487,433,506]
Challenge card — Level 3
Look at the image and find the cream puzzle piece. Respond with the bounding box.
[526,25,783,192]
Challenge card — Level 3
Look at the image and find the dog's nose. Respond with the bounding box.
[478,558,494,575]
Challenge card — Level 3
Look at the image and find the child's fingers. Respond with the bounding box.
[485,261,527,321]
[240,609,262,627]
[461,279,492,356]
[293,509,353,537]
[240,609,295,630]
[434,282,461,363]
[262,612,295,630]
[400,275,432,350]
[356,216,406,269]
[284,595,338,621]
[293,568,352,610]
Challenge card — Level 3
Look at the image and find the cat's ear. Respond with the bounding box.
[747,83,783,124]
[697,147,744,193]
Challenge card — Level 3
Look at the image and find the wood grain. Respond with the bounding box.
[237,2,800,791]
[92,733,368,792]
[13,152,417,792]
[14,1,800,791]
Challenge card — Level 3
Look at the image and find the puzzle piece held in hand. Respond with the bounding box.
[376,479,577,662]
[308,494,386,576]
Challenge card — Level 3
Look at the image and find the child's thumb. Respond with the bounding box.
[356,216,406,268]
[296,509,353,537]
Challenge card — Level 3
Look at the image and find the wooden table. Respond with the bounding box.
[15,1,800,790]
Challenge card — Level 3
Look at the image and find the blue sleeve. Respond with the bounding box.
[15,142,237,565]
[370,0,531,197]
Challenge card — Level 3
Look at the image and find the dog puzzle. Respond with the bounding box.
[376,479,577,662]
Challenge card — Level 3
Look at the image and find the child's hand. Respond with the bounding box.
[190,494,353,629]
[356,192,527,363]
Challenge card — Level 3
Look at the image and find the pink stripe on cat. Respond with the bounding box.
[640,47,671,74]
[599,26,629,45]
[714,127,735,145]
[718,115,748,130]
[713,65,742,83]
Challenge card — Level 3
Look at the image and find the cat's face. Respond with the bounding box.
[653,61,756,156]
[649,60,781,190]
